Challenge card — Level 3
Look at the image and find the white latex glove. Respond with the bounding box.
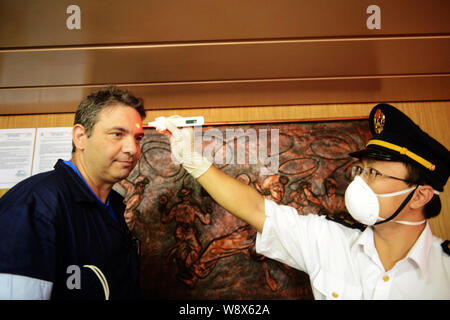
[165,116,212,179]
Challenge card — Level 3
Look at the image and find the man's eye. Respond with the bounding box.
[111,132,122,137]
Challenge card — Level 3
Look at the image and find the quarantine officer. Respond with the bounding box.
[164,103,450,299]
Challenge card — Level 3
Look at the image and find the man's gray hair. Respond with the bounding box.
[72,86,146,153]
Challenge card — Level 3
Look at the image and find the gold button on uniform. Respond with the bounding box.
[332,292,339,298]
[383,275,390,282]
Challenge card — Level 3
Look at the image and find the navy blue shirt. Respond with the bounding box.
[0,159,140,300]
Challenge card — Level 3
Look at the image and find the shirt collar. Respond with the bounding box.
[61,160,118,223]
[55,159,96,203]
[62,160,109,205]
[351,221,432,275]
[352,226,376,258]
[405,221,432,275]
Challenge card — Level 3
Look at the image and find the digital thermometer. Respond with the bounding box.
[148,116,204,131]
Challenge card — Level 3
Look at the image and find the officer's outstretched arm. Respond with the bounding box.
[197,165,266,232]
[165,118,266,232]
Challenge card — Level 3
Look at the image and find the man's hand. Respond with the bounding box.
[165,117,212,179]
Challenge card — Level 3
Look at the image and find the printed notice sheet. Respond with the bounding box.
[32,127,73,175]
[0,128,36,189]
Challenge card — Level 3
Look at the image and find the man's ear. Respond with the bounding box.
[72,124,88,152]
[410,185,435,210]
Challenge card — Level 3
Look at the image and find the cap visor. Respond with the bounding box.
[349,147,401,161]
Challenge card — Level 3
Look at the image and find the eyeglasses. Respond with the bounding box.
[351,165,414,184]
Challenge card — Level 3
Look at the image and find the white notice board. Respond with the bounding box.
[0,128,36,189]
[32,127,73,175]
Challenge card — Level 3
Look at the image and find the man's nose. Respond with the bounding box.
[122,136,140,155]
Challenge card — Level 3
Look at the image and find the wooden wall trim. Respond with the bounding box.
[2,37,449,88]
[1,75,450,115]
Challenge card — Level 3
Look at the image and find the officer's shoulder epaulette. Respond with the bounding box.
[325,214,366,232]
[441,240,450,256]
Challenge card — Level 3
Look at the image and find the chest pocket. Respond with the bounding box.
[312,272,362,300]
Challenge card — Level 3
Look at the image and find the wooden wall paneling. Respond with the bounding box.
[1,1,449,115]
[1,0,449,47]
[0,113,75,128]
[2,38,449,88]
[1,75,450,115]
[1,36,449,114]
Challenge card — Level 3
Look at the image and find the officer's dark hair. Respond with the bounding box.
[404,161,441,219]
[72,86,146,153]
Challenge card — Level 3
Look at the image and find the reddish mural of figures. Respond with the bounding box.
[114,119,371,299]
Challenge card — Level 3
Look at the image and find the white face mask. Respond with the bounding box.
[344,176,436,226]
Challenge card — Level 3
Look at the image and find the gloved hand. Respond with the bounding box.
[165,116,212,179]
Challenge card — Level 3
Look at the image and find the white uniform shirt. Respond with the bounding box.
[256,199,450,300]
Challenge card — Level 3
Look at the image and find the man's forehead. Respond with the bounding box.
[96,105,143,128]
[98,103,139,118]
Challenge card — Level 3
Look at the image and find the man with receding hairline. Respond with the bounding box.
[0,87,146,300]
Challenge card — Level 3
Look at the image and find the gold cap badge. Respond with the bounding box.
[374,109,385,134]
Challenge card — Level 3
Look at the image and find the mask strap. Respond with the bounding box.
[377,186,440,198]
[392,219,426,226]
[376,186,417,198]
[374,185,419,225]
